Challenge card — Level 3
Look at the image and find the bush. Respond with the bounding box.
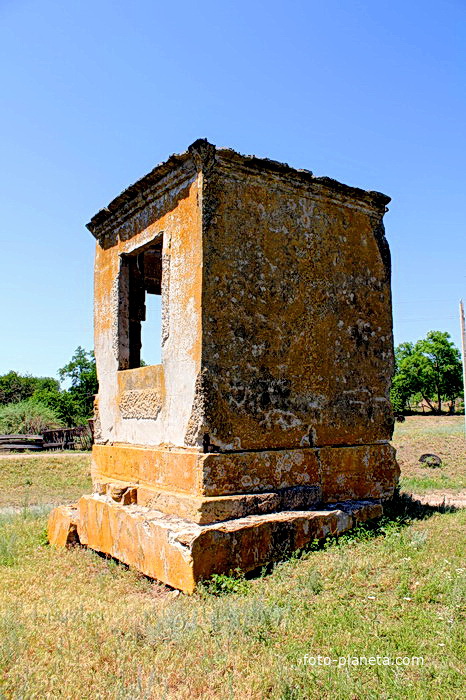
[390,383,407,414]
[0,400,63,435]
[0,371,59,405]
[31,388,86,428]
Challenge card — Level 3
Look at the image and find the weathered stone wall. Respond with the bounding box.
[92,159,203,448]
[194,150,394,451]
[89,140,394,457]
[50,141,399,593]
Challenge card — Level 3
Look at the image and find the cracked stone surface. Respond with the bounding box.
[49,494,384,592]
[48,139,399,591]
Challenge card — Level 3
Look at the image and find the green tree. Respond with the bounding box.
[390,342,418,412]
[32,387,82,427]
[0,371,59,405]
[391,331,463,414]
[58,347,98,419]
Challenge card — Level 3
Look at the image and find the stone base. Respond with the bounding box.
[48,494,383,593]
[91,441,399,501]
[50,441,397,591]
[93,477,322,524]
[47,504,80,547]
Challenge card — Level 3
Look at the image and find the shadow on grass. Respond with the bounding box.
[59,491,460,597]
[201,490,460,594]
[384,489,459,519]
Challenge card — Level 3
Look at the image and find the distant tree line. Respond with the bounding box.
[391,331,463,415]
[0,347,98,433]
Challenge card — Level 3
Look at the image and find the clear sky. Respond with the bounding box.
[1,0,465,380]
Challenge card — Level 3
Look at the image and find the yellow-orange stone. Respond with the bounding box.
[48,139,399,590]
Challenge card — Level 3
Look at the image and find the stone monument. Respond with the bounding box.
[48,139,399,592]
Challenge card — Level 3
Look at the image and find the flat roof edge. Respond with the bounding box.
[87,139,391,238]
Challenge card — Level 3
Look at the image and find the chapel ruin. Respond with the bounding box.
[48,139,399,592]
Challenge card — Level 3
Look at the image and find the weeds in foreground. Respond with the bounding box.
[0,509,48,566]
[198,569,251,596]
[0,504,464,698]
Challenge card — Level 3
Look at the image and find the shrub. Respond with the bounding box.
[0,400,63,435]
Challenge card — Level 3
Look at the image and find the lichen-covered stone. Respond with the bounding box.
[91,441,398,500]
[319,443,399,502]
[48,505,80,547]
[199,152,393,452]
[75,494,383,592]
[48,140,399,590]
[324,499,384,525]
[94,479,322,524]
[88,140,394,457]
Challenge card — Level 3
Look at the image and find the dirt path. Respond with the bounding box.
[406,490,466,509]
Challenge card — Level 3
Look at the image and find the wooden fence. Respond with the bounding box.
[0,434,43,451]
[0,424,94,452]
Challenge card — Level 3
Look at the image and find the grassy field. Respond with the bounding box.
[0,454,91,508]
[0,417,464,698]
[393,415,465,495]
[0,505,464,698]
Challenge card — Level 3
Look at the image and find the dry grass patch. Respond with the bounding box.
[393,415,465,494]
[0,454,91,508]
[0,507,464,699]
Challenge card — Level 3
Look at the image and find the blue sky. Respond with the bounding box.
[1,0,465,380]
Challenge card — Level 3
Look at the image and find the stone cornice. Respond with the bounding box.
[87,138,390,241]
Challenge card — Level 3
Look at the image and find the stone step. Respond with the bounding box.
[93,476,322,524]
[91,442,398,499]
[48,495,383,593]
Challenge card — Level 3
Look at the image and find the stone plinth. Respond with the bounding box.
[48,140,399,591]
[50,496,384,593]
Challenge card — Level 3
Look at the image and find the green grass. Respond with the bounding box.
[0,509,49,565]
[0,455,91,507]
[393,416,465,495]
[0,506,464,699]
[400,473,466,493]
[0,417,463,696]
[394,415,465,438]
